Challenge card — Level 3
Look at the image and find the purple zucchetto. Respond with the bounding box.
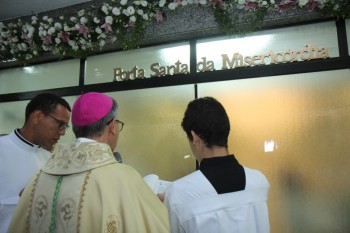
[72,92,113,126]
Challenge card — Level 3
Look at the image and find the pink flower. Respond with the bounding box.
[245,1,259,11]
[58,31,70,43]
[78,24,89,39]
[304,0,324,12]
[42,35,52,45]
[101,23,112,33]
[278,0,297,12]
[209,0,225,9]
[154,11,164,23]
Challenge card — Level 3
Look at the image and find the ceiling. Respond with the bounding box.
[0,0,91,21]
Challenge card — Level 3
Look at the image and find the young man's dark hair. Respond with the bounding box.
[181,96,230,148]
[25,93,71,122]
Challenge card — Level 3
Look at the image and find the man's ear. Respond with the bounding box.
[190,130,201,146]
[107,120,117,136]
[31,110,43,125]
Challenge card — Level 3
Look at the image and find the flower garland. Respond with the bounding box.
[0,0,349,62]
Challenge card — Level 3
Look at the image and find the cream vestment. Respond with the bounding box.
[8,142,169,233]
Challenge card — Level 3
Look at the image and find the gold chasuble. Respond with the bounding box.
[8,142,170,233]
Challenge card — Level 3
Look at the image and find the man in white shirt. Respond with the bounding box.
[0,93,71,233]
[164,97,270,233]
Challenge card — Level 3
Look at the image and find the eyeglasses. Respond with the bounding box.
[107,118,125,132]
[46,114,70,130]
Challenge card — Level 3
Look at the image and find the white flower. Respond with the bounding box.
[99,39,105,47]
[99,33,107,39]
[122,9,128,16]
[20,43,28,51]
[43,16,49,21]
[298,0,308,7]
[112,7,121,16]
[64,25,70,31]
[120,0,128,5]
[199,0,206,5]
[33,50,38,55]
[42,30,47,36]
[187,0,194,4]
[159,0,166,7]
[168,3,177,10]
[72,45,79,51]
[48,18,53,24]
[141,0,148,7]
[68,40,76,46]
[31,16,38,21]
[134,1,141,5]
[105,16,113,24]
[55,37,61,44]
[70,17,77,22]
[95,27,102,34]
[127,6,135,15]
[80,17,88,24]
[182,0,188,6]
[47,27,55,35]
[142,14,149,20]
[102,5,109,14]
[59,16,65,20]
[80,38,86,44]
[54,22,62,29]
[130,16,136,23]
[94,17,100,24]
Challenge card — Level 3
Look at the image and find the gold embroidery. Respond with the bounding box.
[33,195,48,222]
[76,170,91,232]
[44,142,114,173]
[59,198,76,225]
[105,215,121,233]
[26,172,41,232]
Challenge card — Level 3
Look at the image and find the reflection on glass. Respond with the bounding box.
[196,21,338,71]
[198,69,350,232]
[0,59,80,94]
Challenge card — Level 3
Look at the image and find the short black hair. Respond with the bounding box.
[181,97,230,148]
[25,93,71,122]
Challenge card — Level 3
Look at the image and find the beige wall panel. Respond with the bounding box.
[105,85,196,181]
[198,69,350,233]
[0,59,80,94]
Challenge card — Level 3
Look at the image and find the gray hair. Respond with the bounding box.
[72,99,118,138]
